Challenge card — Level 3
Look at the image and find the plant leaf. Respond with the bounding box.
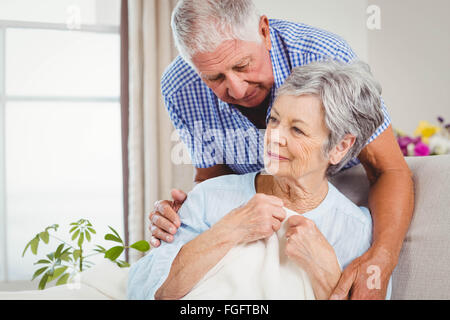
[56,273,70,286]
[85,230,91,242]
[69,226,78,233]
[34,259,51,265]
[30,236,40,255]
[22,241,31,257]
[32,266,48,281]
[38,273,49,290]
[94,245,106,253]
[48,266,68,282]
[45,224,59,232]
[39,231,49,244]
[54,243,65,258]
[104,234,122,244]
[130,240,150,252]
[108,226,122,242]
[115,260,130,268]
[77,232,84,247]
[46,252,55,261]
[73,249,81,261]
[87,227,96,234]
[104,246,124,261]
[71,229,80,241]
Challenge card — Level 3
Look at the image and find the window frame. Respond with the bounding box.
[0,19,120,282]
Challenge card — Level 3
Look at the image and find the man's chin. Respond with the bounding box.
[236,93,268,108]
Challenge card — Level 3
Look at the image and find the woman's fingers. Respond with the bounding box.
[286,214,307,227]
[272,206,287,222]
[272,218,281,232]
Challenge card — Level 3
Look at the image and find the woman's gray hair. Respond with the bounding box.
[171,0,262,65]
[276,59,384,177]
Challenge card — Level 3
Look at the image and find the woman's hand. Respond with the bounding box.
[220,193,287,245]
[284,215,341,300]
[148,189,186,247]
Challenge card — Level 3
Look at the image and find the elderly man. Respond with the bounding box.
[149,0,414,300]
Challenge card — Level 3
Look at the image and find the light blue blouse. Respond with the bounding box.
[127,171,392,300]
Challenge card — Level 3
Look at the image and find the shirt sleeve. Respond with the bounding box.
[127,184,210,300]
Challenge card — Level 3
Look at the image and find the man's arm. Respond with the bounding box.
[360,125,414,260]
[194,164,235,183]
[331,125,414,299]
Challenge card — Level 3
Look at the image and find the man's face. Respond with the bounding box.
[191,18,275,107]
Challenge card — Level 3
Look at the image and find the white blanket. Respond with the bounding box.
[182,208,316,300]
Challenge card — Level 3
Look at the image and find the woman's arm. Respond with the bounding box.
[284,215,342,300]
[154,219,240,300]
[155,193,286,300]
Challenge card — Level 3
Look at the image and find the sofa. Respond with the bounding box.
[0,154,449,300]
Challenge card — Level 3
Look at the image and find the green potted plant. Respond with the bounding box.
[22,218,151,290]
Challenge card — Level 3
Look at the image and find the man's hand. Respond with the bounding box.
[330,246,395,300]
[148,189,187,247]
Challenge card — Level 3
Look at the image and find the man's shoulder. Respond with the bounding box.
[269,18,356,60]
[161,56,204,100]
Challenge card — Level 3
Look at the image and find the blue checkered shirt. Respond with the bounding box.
[161,19,391,174]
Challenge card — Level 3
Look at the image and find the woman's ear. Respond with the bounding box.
[328,134,356,165]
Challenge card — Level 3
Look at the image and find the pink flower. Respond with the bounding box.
[414,141,430,156]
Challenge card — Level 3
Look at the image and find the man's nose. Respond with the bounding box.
[226,74,248,100]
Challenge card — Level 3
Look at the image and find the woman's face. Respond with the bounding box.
[264,94,331,180]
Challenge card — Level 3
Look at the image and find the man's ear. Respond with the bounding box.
[259,15,271,50]
[328,134,356,165]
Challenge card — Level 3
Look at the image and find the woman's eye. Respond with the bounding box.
[268,116,278,123]
[293,127,304,135]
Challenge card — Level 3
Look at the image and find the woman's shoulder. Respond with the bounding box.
[193,172,257,194]
[327,182,372,228]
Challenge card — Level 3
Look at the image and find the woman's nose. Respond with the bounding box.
[226,74,248,100]
[269,128,287,146]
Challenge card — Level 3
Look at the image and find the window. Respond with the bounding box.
[0,0,123,281]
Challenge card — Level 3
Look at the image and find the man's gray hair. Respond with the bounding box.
[276,59,384,177]
[171,0,262,65]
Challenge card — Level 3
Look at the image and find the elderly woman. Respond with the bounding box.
[127,59,391,300]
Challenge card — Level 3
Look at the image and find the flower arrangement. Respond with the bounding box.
[395,117,450,156]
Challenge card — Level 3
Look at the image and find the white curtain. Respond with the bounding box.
[127,0,194,262]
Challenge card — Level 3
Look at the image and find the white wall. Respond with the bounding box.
[253,0,450,135]
[253,0,369,62]
[367,0,450,133]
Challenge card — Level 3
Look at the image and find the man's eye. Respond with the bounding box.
[206,75,224,82]
[235,63,249,71]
